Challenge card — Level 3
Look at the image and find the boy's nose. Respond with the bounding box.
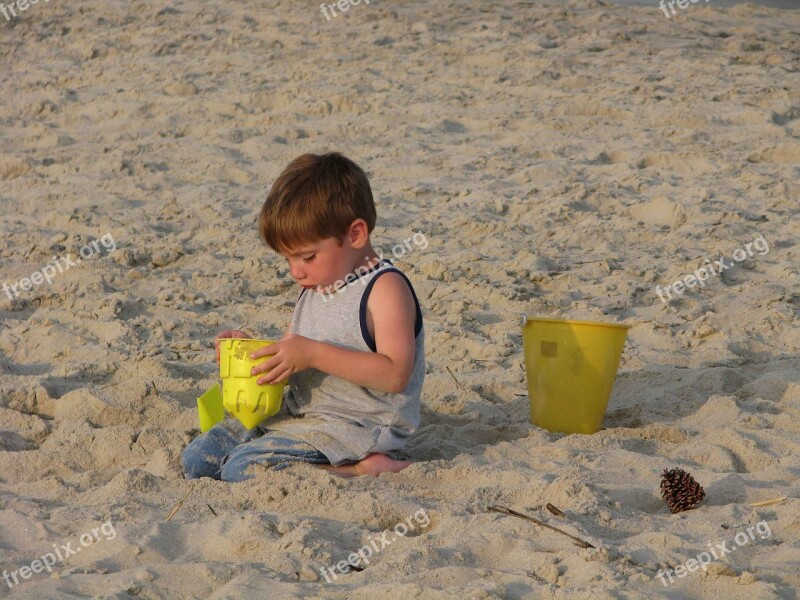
[289,263,305,280]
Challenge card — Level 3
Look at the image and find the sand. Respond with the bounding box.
[1,0,799,598]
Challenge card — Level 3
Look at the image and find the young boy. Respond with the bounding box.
[181,152,425,482]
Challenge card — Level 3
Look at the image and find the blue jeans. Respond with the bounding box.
[181,418,330,482]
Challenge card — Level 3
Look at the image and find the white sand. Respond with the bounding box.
[1,0,798,597]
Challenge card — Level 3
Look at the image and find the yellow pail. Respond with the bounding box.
[219,339,284,430]
[522,317,630,435]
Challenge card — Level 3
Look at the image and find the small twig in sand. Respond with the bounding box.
[748,496,787,508]
[446,366,463,389]
[483,566,549,581]
[166,483,196,522]
[150,381,158,397]
[488,505,595,549]
[206,503,217,516]
[546,503,566,518]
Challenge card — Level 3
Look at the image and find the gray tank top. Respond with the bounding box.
[262,258,425,465]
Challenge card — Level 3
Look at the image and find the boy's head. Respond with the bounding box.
[259,152,375,253]
[259,153,378,290]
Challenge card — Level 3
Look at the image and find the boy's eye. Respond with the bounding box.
[302,254,315,263]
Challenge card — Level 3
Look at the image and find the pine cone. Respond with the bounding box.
[660,467,705,513]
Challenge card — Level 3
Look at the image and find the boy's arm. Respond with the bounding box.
[251,274,417,393]
[309,273,417,394]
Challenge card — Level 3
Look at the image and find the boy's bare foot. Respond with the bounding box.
[318,453,412,478]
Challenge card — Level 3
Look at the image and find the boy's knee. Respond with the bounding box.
[181,441,226,480]
[181,452,203,480]
[220,453,258,482]
[181,446,210,480]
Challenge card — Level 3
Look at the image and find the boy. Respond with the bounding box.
[181,152,425,482]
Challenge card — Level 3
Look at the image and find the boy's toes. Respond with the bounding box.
[355,453,412,477]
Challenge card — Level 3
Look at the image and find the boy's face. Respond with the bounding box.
[280,227,367,292]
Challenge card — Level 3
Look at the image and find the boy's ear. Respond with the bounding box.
[348,219,370,249]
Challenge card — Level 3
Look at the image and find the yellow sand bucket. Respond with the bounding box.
[522,317,630,435]
[219,339,284,430]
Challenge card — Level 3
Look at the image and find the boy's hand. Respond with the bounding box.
[249,334,316,385]
[214,329,251,365]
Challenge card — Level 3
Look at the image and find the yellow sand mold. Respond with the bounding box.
[219,339,285,430]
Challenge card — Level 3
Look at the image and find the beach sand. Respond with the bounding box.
[1,0,799,597]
